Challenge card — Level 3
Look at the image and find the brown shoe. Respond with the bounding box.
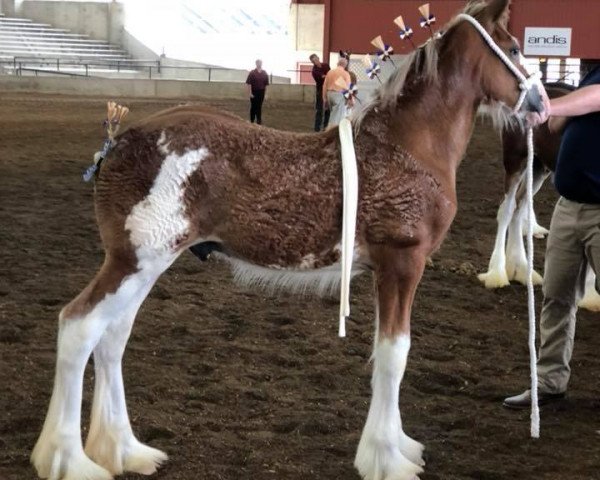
[503,389,566,409]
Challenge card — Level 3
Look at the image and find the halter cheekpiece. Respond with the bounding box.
[455,14,539,112]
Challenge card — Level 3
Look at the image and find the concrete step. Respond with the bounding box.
[0,25,71,33]
[0,45,128,55]
[0,41,125,52]
[0,50,131,60]
[0,31,91,39]
[0,34,108,45]
[0,16,34,23]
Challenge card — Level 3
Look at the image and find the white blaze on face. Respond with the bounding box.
[125,145,208,255]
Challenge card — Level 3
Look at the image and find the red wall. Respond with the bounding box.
[509,0,600,60]
[324,0,600,60]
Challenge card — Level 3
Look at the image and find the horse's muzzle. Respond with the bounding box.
[523,84,545,114]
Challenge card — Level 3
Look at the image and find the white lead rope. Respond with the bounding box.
[457,13,541,438]
[338,118,359,337]
[526,127,540,438]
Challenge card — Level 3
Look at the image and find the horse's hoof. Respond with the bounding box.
[507,267,543,286]
[578,292,600,312]
[477,270,510,289]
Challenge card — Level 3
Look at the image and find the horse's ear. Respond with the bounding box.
[486,0,510,24]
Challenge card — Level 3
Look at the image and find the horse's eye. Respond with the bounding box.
[509,47,520,57]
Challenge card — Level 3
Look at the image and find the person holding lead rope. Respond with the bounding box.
[505,66,600,409]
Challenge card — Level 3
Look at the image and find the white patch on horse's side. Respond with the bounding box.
[214,253,367,297]
[125,147,208,254]
[355,335,424,479]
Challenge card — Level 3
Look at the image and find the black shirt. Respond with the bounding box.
[312,63,330,92]
[554,67,600,204]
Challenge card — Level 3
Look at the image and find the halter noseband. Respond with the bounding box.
[455,14,538,113]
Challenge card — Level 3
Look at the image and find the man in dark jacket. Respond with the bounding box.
[310,54,330,132]
[246,59,269,125]
[505,67,600,408]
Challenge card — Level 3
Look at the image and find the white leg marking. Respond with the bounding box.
[355,336,423,480]
[506,203,543,286]
[520,171,550,238]
[32,272,155,480]
[478,180,520,289]
[578,267,600,312]
[85,267,168,476]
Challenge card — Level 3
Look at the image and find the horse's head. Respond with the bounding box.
[460,0,548,120]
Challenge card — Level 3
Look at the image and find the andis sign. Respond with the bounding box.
[524,27,572,56]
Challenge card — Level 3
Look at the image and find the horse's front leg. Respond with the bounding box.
[355,245,427,480]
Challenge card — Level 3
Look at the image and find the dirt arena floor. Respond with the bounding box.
[1,91,599,480]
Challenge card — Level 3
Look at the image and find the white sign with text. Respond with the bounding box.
[524,27,572,57]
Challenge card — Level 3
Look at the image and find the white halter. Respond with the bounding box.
[456,13,541,438]
[455,14,538,112]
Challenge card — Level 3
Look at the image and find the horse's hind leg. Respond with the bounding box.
[520,164,551,238]
[31,252,170,480]
[478,172,521,289]
[84,268,167,476]
[506,163,548,286]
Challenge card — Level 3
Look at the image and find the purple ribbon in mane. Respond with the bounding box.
[420,14,436,28]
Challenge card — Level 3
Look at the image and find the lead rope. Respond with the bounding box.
[526,127,540,438]
[456,13,540,438]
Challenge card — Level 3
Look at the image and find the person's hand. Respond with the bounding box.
[249,93,254,99]
[525,85,551,127]
[525,110,549,128]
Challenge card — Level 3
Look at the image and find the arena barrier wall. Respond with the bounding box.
[0,76,316,103]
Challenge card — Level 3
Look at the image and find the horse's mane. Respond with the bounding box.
[353,1,489,130]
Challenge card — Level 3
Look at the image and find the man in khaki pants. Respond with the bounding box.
[322,57,351,127]
[504,67,600,408]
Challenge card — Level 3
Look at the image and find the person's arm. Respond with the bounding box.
[245,73,253,98]
[322,72,330,105]
[549,84,600,117]
[548,116,569,134]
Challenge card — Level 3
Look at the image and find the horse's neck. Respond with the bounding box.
[393,83,479,187]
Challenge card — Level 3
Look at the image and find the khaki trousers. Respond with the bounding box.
[538,197,600,393]
[326,91,347,128]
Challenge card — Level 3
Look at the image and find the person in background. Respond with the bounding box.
[504,67,600,409]
[246,59,269,125]
[309,53,330,132]
[322,57,351,128]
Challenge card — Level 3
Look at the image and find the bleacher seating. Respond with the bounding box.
[0,13,138,76]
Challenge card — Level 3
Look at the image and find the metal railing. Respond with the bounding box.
[0,56,295,83]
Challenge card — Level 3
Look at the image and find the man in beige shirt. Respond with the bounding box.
[323,58,351,127]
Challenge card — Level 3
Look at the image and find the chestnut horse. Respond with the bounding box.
[478,82,600,310]
[31,2,546,480]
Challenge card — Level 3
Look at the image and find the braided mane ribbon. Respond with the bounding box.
[83,101,129,182]
[455,13,541,438]
[338,118,359,337]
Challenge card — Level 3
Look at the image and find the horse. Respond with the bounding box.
[30,1,547,479]
[478,83,600,311]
